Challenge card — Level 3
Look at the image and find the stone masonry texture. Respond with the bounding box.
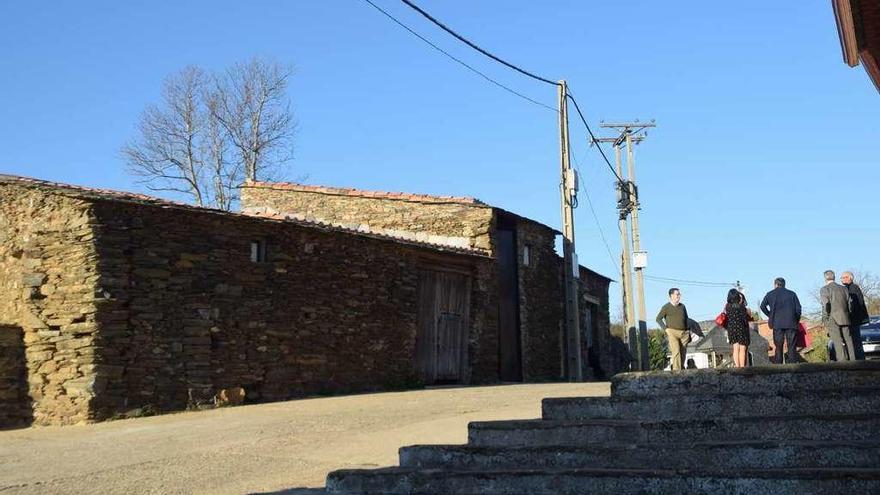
[0,186,100,426]
[0,176,619,426]
[241,181,622,383]
[0,179,496,426]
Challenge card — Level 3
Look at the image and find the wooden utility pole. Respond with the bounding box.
[600,120,655,370]
[558,80,583,381]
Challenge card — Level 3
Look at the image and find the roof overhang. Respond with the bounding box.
[833,0,880,92]
[834,0,861,67]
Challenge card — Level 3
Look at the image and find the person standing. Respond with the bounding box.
[821,270,855,361]
[842,271,869,360]
[725,289,751,368]
[656,288,690,371]
[760,277,802,364]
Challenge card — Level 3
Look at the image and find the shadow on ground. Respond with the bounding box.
[252,488,327,494]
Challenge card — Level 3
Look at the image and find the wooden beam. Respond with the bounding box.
[833,0,861,67]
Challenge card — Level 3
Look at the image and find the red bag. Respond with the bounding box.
[715,312,728,328]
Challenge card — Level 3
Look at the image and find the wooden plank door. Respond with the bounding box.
[416,269,470,384]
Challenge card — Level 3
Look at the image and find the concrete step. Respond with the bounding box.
[399,440,880,471]
[611,361,880,398]
[468,414,880,447]
[326,467,880,494]
[543,387,880,421]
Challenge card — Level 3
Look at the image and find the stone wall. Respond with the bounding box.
[0,184,101,426]
[579,266,627,379]
[86,198,496,419]
[240,183,495,252]
[516,219,564,381]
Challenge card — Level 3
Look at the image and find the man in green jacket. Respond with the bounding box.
[656,288,690,371]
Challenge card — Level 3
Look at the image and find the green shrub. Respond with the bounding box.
[803,332,830,363]
[648,329,669,370]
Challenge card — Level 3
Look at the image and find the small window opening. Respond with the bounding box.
[250,240,267,263]
[523,245,531,267]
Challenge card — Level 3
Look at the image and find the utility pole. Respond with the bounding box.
[592,137,636,357]
[600,120,655,370]
[558,81,583,381]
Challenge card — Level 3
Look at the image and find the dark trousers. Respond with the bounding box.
[772,328,797,364]
[827,321,856,361]
[851,324,865,360]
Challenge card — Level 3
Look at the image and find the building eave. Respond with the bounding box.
[834,0,861,67]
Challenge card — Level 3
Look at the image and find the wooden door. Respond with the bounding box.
[416,269,470,384]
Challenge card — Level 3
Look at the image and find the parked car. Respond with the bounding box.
[861,316,880,360]
[828,315,880,361]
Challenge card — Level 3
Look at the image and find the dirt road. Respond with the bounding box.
[0,382,609,494]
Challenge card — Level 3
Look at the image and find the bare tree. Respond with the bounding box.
[123,66,207,206]
[210,58,296,182]
[854,271,880,316]
[203,92,239,211]
[122,58,296,209]
[808,270,880,319]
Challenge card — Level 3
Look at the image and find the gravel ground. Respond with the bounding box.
[0,382,609,494]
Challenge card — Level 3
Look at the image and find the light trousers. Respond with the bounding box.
[666,327,691,371]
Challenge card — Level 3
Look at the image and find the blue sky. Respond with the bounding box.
[1,1,877,322]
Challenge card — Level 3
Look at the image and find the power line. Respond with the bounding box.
[643,275,736,287]
[399,0,558,86]
[571,154,616,269]
[566,91,623,182]
[391,0,619,184]
[361,0,557,112]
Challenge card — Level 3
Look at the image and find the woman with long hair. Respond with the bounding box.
[725,288,751,367]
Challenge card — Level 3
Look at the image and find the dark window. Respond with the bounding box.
[250,240,267,263]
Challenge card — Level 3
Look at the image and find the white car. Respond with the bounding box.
[664,351,711,370]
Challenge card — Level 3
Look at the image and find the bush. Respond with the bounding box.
[802,332,830,363]
[648,329,669,370]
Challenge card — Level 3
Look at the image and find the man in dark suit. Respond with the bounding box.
[821,270,855,361]
[842,271,869,360]
[760,277,802,364]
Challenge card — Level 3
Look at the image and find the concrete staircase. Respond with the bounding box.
[325,361,880,494]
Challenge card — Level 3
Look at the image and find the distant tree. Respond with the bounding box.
[122,57,296,210]
[857,272,880,316]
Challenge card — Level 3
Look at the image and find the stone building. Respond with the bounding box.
[240,181,617,382]
[0,175,615,428]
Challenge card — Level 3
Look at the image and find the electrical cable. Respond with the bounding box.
[566,91,623,183]
[399,0,559,86]
[388,0,620,185]
[371,0,628,274]
[362,0,557,112]
[571,154,617,270]
[643,275,736,287]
